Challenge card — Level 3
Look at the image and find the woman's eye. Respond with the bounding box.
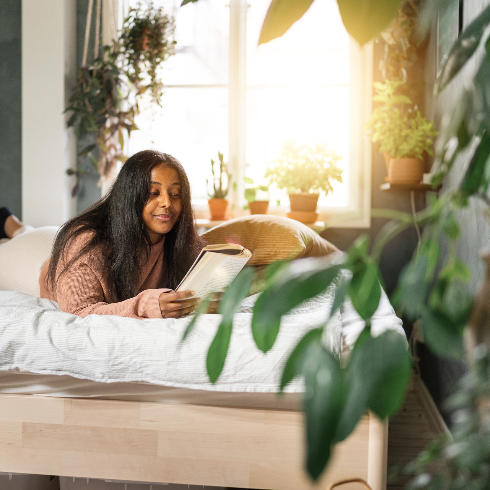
[171,193,181,198]
[149,192,159,196]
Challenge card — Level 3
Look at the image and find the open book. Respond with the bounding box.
[176,244,252,299]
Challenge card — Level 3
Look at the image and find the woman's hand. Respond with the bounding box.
[158,290,200,318]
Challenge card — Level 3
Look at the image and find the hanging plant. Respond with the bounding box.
[120,1,177,105]
[65,0,176,195]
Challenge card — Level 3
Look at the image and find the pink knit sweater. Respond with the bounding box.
[39,233,168,319]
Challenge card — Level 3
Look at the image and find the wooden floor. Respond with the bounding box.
[387,376,449,489]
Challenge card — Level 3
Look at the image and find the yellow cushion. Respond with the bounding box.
[201,215,339,266]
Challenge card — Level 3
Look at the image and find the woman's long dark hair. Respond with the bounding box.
[46,150,206,301]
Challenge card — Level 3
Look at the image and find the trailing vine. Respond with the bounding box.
[65,2,176,195]
[120,1,177,105]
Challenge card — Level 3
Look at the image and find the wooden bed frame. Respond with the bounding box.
[0,394,387,490]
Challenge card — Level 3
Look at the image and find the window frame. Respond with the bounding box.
[121,0,373,228]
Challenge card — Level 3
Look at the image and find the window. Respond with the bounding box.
[122,0,372,227]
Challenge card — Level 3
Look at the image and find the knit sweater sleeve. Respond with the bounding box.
[55,262,168,319]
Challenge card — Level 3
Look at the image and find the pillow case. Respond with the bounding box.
[0,226,59,297]
[201,215,339,266]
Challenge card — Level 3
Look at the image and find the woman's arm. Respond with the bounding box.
[55,262,166,319]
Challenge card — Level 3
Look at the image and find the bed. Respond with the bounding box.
[0,287,403,490]
[0,219,405,490]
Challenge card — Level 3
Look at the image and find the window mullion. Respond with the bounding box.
[228,0,247,212]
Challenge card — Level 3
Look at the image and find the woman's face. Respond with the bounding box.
[142,164,182,244]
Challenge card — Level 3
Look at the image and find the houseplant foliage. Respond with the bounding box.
[365,80,438,160]
[207,152,232,220]
[183,0,490,486]
[243,177,269,214]
[265,141,343,195]
[66,2,176,193]
[120,2,176,105]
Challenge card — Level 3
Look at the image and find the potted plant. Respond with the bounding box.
[207,152,231,220]
[244,177,269,215]
[265,141,343,223]
[119,1,176,105]
[65,2,176,196]
[365,80,438,183]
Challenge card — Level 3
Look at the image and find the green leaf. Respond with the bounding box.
[180,297,212,343]
[420,307,464,360]
[394,255,429,320]
[347,260,381,320]
[436,4,490,93]
[218,267,255,319]
[442,211,460,240]
[252,260,341,353]
[280,327,323,391]
[206,268,255,383]
[301,341,344,481]
[336,331,411,441]
[460,131,490,196]
[337,0,404,46]
[206,320,233,384]
[330,273,349,318]
[258,0,315,45]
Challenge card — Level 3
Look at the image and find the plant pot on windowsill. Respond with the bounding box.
[388,157,424,184]
[248,200,269,215]
[287,193,319,223]
[208,198,229,221]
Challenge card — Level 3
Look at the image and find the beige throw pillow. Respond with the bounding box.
[201,215,339,266]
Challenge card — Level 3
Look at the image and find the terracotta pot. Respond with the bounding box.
[288,193,319,212]
[388,158,424,184]
[208,198,228,220]
[140,28,152,51]
[248,201,269,215]
[286,211,319,223]
[383,152,394,173]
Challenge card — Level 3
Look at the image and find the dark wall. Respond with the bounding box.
[0,0,22,217]
[75,0,102,214]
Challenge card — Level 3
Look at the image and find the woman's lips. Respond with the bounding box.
[154,214,174,222]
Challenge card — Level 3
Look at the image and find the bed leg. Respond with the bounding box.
[367,414,388,490]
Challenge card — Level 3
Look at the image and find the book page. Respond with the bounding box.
[177,253,250,298]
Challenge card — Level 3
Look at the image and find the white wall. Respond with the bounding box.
[22,0,77,227]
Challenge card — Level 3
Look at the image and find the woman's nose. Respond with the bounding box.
[159,192,171,208]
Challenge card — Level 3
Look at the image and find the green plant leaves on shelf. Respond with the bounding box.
[206,268,254,383]
[252,259,341,353]
[258,0,315,45]
[436,4,490,93]
[337,0,404,46]
[336,330,411,442]
[301,340,344,481]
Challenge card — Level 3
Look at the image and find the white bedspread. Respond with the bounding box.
[0,290,343,393]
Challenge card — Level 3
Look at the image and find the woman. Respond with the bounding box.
[40,150,206,319]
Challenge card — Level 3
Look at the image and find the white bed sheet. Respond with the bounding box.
[0,284,404,409]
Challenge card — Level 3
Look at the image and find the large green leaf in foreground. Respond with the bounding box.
[258,0,315,45]
[206,268,254,383]
[252,259,341,353]
[337,0,404,45]
[336,330,411,442]
[301,341,344,481]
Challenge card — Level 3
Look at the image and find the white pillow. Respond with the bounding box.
[0,226,59,297]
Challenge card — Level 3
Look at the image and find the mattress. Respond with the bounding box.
[0,283,404,409]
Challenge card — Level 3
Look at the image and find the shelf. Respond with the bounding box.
[380,182,439,192]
